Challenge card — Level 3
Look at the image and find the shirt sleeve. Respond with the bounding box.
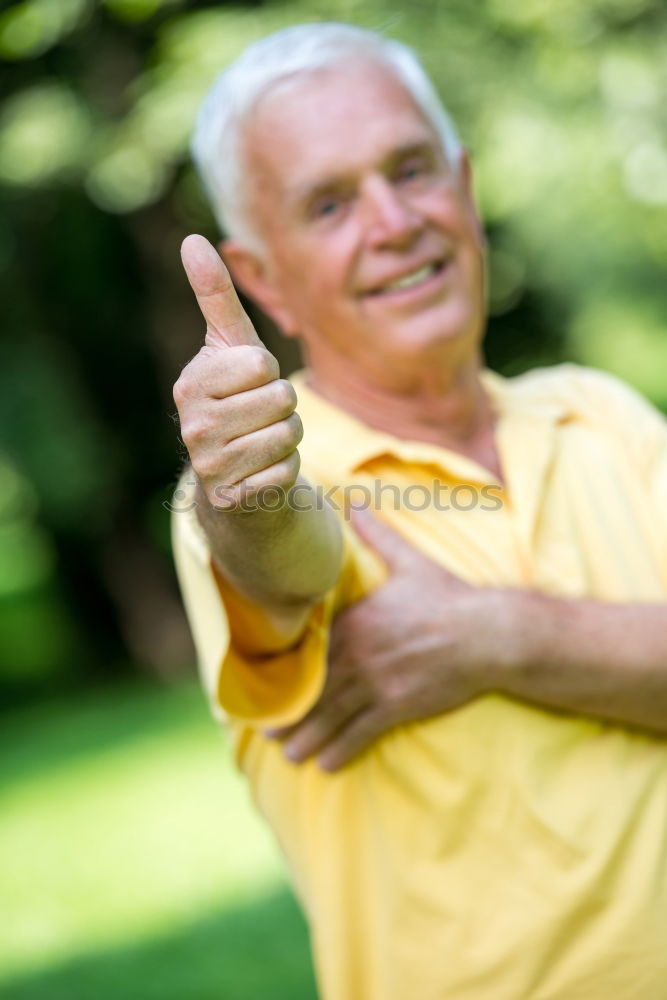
[567,366,667,501]
[561,366,667,552]
[170,474,385,729]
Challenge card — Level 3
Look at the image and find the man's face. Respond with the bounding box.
[241,61,486,384]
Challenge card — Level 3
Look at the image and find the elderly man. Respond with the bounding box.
[172,22,667,1000]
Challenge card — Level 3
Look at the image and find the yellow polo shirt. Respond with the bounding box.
[172,363,667,1000]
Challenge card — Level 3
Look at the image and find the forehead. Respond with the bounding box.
[242,60,441,204]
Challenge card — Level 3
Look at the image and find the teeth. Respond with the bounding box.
[380,263,436,293]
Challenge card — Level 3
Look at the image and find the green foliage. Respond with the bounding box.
[0,0,665,692]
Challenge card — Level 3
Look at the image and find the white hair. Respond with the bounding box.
[191,22,462,251]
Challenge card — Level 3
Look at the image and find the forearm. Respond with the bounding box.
[498,590,667,735]
[175,238,345,620]
[196,473,343,610]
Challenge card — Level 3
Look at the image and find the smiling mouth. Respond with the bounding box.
[366,260,447,296]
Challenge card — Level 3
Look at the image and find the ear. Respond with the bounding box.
[220,239,300,337]
[456,149,487,250]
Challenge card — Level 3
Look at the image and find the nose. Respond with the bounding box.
[361,175,423,250]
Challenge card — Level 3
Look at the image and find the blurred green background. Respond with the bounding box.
[0,0,665,996]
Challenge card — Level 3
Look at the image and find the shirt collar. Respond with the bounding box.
[291,367,572,485]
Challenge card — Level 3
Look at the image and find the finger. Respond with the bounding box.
[329,612,357,666]
[182,379,297,448]
[268,663,363,744]
[180,234,261,349]
[264,722,298,740]
[329,604,367,671]
[281,686,370,763]
[317,708,388,772]
[209,451,301,510]
[210,411,303,488]
[264,655,350,742]
[177,346,280,401]
[217,379,296,443]
[181,344,280,399]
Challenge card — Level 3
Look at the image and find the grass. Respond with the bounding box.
[0,678,318,999]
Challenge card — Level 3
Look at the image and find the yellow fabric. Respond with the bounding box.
[172,363,667,1000]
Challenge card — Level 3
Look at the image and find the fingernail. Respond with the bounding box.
[318,753,338,773]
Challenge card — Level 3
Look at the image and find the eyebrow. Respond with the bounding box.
[289,140,441,211]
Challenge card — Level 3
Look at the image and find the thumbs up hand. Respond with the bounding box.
[174,235,303,511]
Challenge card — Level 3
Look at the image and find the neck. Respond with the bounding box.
[306,352,502,478]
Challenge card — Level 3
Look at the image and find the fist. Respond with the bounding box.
[173,235,303,509]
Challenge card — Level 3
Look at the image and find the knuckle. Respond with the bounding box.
[193,448,236,486]
[284,411,304,447]
[183,415,210,442]
[244,346,279,384]
[172,380,186,408]
[335,685,362,714]
[272,452,301,489]
[174,354,214,406]
[266,419,292,456]
[192,454,220,482]
[180,414,219,453]
[273,379,297,415]
[177,419,197,450]
[173,370,196,408]
[210,482,241,509]
[275,416,301,454]
[385,675,412,707]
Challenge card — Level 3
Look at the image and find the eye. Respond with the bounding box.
[310,193,346,221]
[394,156,433,184]
[316,198,340,217]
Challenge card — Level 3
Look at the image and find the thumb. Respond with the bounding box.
[349,507,422,573]
[180,234,262,349]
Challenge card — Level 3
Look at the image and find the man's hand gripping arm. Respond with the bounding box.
[269,510,667,770]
